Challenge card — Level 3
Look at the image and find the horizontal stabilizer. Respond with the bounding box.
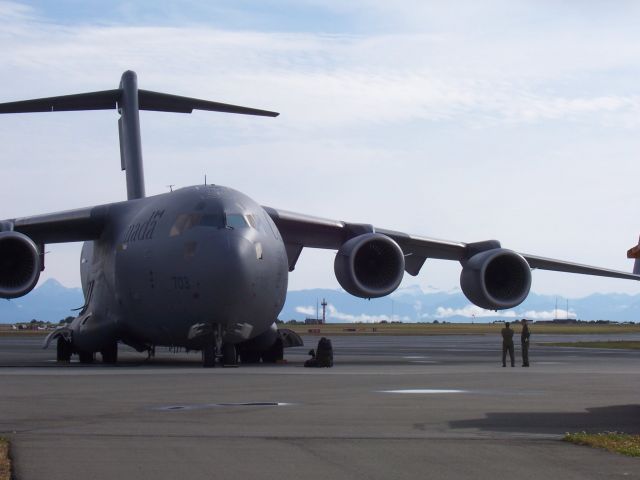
[0,89,120,113]
[0,89,279,117]
[0,70,279,202]
[138,90,279,116]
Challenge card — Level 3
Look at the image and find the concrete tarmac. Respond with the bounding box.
[1,333,639,479]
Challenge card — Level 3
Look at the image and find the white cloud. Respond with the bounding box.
[521,309,575,321]
[0,1,33,19]
[2,10,639,132]
[435,305,517,319]
[434,304,577,320]
[295,306,316,316]
[295,303,410,323]
[327,304,402,323]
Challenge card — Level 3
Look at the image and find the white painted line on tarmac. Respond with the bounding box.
[403,356,428,359]
[379,389,467,394]
[155,402,293,411]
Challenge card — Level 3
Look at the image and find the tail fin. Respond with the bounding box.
[0,71,279,201]
[626,236,640,274]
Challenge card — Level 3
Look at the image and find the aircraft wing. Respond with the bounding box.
[0,202,123,298]
[1,203,119,244]
[518,254,639,281]
[264,206,640,281]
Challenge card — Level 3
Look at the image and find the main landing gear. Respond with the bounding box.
[100,342,118,364]
[78,351,95,364]
[56,337,118,365]
[56,337,72,363]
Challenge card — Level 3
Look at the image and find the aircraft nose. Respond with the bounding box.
[199,230,267,317]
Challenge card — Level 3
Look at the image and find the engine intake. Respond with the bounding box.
[0,231,41,299]
[460,248,531,310]
[334,233,405,298]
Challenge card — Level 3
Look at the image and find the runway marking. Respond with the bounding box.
[403,356,428,359]
[380,389,466,394]
[155,402,292,411]
[409,360,438,364]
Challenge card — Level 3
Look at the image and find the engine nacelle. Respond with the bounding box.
[334,233,405,298]
[0,231,41,299]
[460,248,531,310]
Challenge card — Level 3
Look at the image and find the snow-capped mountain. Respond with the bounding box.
[1,280,638,323]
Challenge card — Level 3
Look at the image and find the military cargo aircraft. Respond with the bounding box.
[1,71,638,367]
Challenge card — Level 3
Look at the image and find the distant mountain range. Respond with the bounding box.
[1,279,639,324]
[0,279,84,324]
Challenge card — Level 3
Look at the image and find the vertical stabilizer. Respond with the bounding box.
[626,236,640,274]
[0,70,278,202]
[118,71,146,200]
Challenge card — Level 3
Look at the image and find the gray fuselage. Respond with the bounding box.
[77,185,289,351]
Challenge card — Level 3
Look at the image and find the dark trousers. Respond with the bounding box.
[502,343,514,366]
[522,341,529,366]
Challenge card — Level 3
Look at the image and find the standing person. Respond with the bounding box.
[501,322,515,367]
[521,319,530,367]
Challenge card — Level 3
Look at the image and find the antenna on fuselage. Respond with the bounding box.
[0,71,279,201]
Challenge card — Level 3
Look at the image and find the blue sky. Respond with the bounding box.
[20,1,355,31]
[1,0,640,301]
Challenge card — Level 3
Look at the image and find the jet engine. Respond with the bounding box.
[0,231,41,299]
[460,248,531,310]
[334,233,405,298]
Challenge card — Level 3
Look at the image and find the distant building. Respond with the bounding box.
[305,298,328,324]
[534,319,579,325]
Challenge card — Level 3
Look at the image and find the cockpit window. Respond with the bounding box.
[170,213,198,237]
[225,214,249,229]
[245,214,257,228]
[169,213,224,237]
[200,214,224,227]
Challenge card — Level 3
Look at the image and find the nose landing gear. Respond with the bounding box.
[201,324,224,368]
[221,343,238,367]
[202,342,239,367]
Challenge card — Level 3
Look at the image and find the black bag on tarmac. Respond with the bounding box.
[315,337,333,367]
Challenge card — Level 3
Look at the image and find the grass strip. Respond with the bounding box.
[285,323,640,336]
[542,341,640,350]
[563,432,640,457]
[0,438,11,480]
[4,323,640,337]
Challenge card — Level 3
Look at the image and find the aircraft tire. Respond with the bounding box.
[202,344,216,368]
[260,337,284,364]
[56,337,72,362]
[239,349,261,364]
[101,342,118,364]
[221,343,238,366]
[78,351,95,364]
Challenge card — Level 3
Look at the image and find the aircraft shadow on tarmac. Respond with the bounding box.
[449,404,640,435]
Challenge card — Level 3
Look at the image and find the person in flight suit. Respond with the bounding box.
[501,322,515,367]
[521,319,530,367]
